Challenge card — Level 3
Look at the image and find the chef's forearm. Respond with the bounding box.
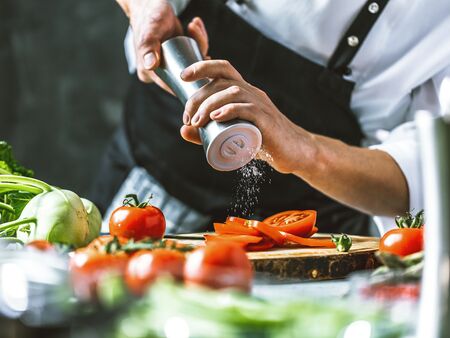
[292,133,409,217]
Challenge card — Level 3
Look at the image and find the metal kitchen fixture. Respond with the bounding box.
[155,36,262,171]
[416,111,450,338]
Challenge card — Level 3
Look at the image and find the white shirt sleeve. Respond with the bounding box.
[169,0,190,15]
[371,64,450,235]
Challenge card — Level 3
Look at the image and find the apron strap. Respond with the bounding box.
[328,0,390,76]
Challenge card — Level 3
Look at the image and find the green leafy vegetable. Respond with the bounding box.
[0,175,100,248]
[0,142,101,248]
[0,141,33,177]
[331,233,352,252]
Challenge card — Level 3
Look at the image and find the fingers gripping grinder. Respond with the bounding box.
[155,36,262,171]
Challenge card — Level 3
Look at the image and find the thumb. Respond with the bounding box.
[187,17,209,58]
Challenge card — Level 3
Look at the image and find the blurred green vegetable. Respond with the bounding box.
[113,280,405,338]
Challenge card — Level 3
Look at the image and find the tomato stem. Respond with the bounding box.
[331,234,352,252]
[122,193,153,208]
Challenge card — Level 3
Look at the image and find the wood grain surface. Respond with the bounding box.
[174,233,380,281]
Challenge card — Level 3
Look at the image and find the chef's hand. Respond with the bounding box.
[179,60,315,174]
[115,0,209,91]
[180,60,410,218]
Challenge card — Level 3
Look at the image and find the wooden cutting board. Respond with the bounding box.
[172,233,380,281]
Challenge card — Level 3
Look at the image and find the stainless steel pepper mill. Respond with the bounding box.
[416,111,450,338]
[155,36,262,171]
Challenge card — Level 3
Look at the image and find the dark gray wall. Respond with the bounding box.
[0,0,129,196]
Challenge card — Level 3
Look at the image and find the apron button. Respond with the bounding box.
[347,35,359,47]
[368,2,380,14]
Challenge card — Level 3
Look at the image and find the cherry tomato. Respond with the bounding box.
[379,228,423,257]
[263,210,316,237]
[184,241,253,292]
[125,249,185,296]
[69,248,129,301]
[26,240,54,252]
[109,198,165,241]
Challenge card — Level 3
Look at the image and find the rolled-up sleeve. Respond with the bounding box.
[370,123,422,234]
[370,64,450,235]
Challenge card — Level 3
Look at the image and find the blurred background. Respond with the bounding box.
[0,0,129,197]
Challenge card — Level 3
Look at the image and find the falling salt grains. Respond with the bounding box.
[229,147,274,218]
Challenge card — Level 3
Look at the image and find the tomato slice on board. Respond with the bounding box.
[281,232,335,248]
[214,222,260,236]
[263,210,316,237]
[247,220,286,246]
[246,238,275,251]
[204,234,263,246]
[306,227,318,237]
[226,216,248,225]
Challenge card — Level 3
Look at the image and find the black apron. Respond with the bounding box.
[91,0,389,235]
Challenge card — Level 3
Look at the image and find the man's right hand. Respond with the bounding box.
[116,0,183,84]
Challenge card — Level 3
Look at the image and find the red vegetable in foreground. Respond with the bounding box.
[184,241,253,292]
[109,194,165,241]
[26,239,54,252]
[125,249,185,295]
[380,210,424,257]
[70,248,129,301]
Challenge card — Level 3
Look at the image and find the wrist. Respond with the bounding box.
[290,130,326,181]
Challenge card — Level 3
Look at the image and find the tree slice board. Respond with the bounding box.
[172,233,380,281]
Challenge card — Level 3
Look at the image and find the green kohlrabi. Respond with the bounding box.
[0,175,100,248]
[81,197,102,244]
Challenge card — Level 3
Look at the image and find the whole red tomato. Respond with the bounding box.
[184,241,253,292]
[69,248,129,301]
[26,240,54,252]
[109,194,166,241]
[379,228,423,257]
[125,249,185,295]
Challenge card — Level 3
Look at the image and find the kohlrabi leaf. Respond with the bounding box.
[0,141,34,177]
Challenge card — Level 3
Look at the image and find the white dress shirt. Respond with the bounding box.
[124,0,450,235]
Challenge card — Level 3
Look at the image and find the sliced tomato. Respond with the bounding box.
[247,220,286,246]
[246,237,275,251]
[264,210,316,237]
[214,222,260,236]
[226,216,248,225]
[307,227,319,237]
[204,234,263,247]
[281,232,335,248]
